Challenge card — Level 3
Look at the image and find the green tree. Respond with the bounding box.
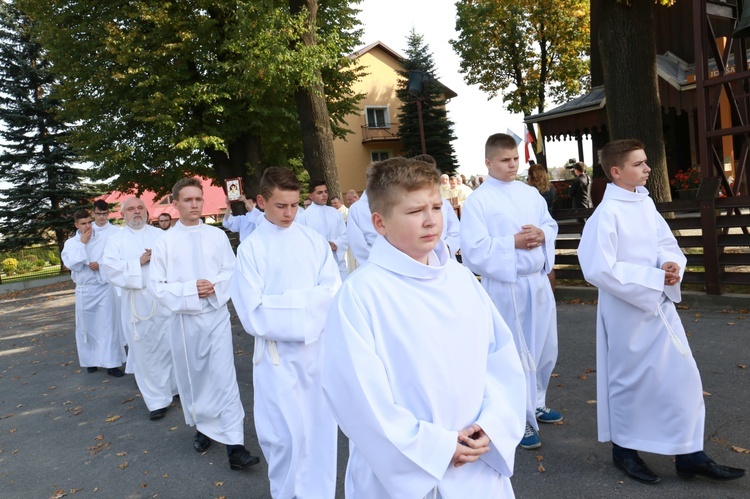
[0,3,99,255]
[16,0,363,197]
[599,0,672,202]
[396,30,459,174]
[452,0,590,162]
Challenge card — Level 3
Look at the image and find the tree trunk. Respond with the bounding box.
[599,0,671,202]
[290,0,341,198]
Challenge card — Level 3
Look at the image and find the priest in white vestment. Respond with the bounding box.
[148,178,259,470]
[62,208,126,376]
[101,197,178,420]
[347,190,377,264]
[323,157,526,498]
[460,134,561,450]
[578,139,745,483]
[299,179,349,281]
[230,167,341,498]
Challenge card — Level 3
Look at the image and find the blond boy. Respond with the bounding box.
[322,157,525,498]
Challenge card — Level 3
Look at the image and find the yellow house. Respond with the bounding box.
[333,41,457,196]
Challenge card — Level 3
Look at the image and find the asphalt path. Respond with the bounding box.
[0,281,748,498]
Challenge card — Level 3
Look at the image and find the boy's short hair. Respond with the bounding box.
[411,154,436,165]
[73,208,91,221]
[308,179,326,192]
[600,139,644,181]
[172,177,203,200]
[330,195,342,202]
[485,133,518,158]
[92,199,108,212]
[260,167,301,199]
[367,157,440,218]
[573,162,586,173]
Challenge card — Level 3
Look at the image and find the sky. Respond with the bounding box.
[356,0,591,177]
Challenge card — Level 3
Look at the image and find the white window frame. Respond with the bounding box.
[365,106,390,128]
[371,150,391,162]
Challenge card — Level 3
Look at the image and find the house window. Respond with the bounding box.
[371,151,390,162]
[366,107,389,128]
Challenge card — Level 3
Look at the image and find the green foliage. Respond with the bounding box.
[0,3,101,255]
[396,30,459,174]
[2,257,18,274]
[452,0,590,115]
[16,0,363,196]
[15,258,34,274]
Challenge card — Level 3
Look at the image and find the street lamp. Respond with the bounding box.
[407,70,430,155]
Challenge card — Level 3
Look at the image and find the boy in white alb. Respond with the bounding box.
[460,133,561,450]
[578,139,745,484]
[223,194,262,242]
[61,208,126,376]
[230,167,341,498]
[299,179,349,281]
[322,157,526,498]
[148,178,259,470]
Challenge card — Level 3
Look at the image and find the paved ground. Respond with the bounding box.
[0,281,748,498]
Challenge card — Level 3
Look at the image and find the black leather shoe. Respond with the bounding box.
[613,456,661,484]
[676,459,746,481]
[106,367,124,377]
[87,367,98,373]
[229,449,261,470]
[149,407,168,420]
[193,432,211,453]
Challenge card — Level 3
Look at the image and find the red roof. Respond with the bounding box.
[98,177,228,222]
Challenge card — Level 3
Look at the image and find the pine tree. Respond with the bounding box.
[396,30,458,174]
[0,4,99,255]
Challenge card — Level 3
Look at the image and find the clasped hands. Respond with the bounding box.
[196,279,216,298]
[662,261,681,286]
[451,423,491,468]
[514,224,545,250]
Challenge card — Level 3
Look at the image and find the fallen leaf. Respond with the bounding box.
[162,474,169,478]
[739,364,747,369]
[68,488,82,494]
[170,427,177,431]
[550,373,560,378]
[732,446,750,454]
[116,452,127,456]
[9,428,16,433]
[62,400,73,405]
[587,400,597,404]
[584,368,593,373]
[50,490,66,499]
[105,415,121,423]
[676,304,691,309]
[695,313,701,318]
[16,404,25,408]
[49,386,57,390]
[538,464,545,472]
[141,483,147,488]
[122,398,134,403]
[579,375,587,380]
[214,481,224,487]
[535,455,544,461]
[703,391,711,396]
[117,461,128,469]
[95,435,104,441]
[727,322,736,326]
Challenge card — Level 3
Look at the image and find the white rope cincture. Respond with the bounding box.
[179,314,199,422]
[129,289,156,341]
[657,303,690,357]
[76,286,88,345]
[509,282,536,372]
[423,486,438,499]
[252,337,280,366]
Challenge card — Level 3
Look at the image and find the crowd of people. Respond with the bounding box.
[61,134,744,498]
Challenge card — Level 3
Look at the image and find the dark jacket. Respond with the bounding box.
[570,173,593,209]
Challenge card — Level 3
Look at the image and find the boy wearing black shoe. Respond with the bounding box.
[578,140,745,484]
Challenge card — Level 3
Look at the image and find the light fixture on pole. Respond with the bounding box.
[408,70,430,155]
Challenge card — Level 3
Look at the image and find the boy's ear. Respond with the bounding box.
[484,157,491,169]
[256,195,267,211]
[610,166,620,180]
[371,211,388,236]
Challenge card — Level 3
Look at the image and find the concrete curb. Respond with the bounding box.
[0,274,71,294]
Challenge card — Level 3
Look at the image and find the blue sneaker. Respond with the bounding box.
[520,423,541,449]
[536,406,563,424]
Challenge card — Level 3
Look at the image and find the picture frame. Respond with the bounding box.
[225,177,243,201]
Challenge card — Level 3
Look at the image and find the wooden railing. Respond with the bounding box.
[553,195,750,294]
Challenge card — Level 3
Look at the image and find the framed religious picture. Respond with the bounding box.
[226,177,243,201]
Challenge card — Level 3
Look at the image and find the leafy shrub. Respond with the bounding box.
[2,257,18,275]
[33,259,46,269]
[16,259,34,274]
[23,255,39,262]
[48,255,60,266]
